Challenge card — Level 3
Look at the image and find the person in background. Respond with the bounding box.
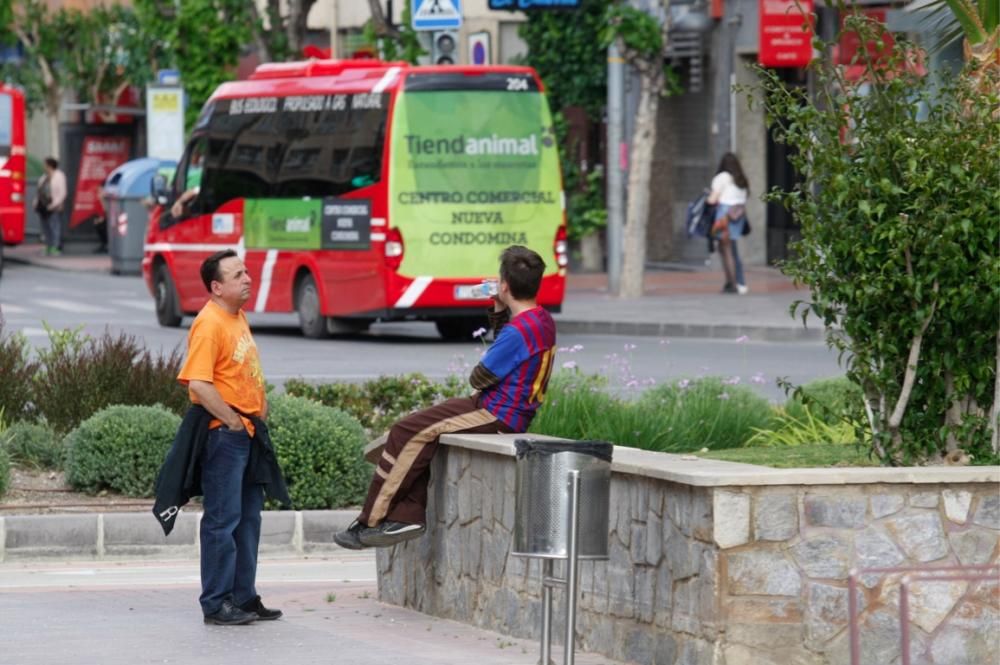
[334,245,557,550]
[707,152,749,295]
[35,157,67,256]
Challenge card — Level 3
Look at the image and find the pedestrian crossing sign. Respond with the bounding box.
[412,0,462,30]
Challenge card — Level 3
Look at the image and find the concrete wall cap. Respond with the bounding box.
[438,433,1000,487]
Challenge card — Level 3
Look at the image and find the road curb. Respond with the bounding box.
[0,510,357,562]
[553,318,825,342]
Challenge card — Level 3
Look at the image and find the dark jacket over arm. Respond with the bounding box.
[152,405,291,536]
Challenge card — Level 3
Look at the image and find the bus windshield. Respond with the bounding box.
[189,94,388,210]
[389,72,563,278]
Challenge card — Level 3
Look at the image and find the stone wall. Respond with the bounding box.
[375,435,1000,665]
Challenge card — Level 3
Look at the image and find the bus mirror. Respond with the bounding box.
[151,174,170,206]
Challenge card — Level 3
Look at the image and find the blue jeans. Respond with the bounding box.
[199,426,263,616]
[731,238,745,287]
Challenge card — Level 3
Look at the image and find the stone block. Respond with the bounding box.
[792,533,851,579]
[630,477,649,519]
[972,493,1000,530]
[855,526,905,587]
[4,514,98,558]
[645,510,663,565]
[301,510,354,548]
[654,559,674,616]
[726,623,804,649]
[947,528,999,565]
[910,491,939,508]
[754,493,798,541]
[909,579,968,633]
[102,511,198,557]
[630,522,646,565]
[258,510,295,547]
[727,597,802,623]
[887,512,949,562]
[671,576,702,635]
[727,550,802,596]
[713,490,750,549]
[723,643,825,665]
[804,495,868,529]
[634,567,656,624]
[870,493,905,519]
[942,489,973,525]
[804,582,862,646]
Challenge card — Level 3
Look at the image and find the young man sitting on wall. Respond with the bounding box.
[334,245,557,549]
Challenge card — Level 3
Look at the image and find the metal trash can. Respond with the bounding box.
[512,438,612,559]
[103,158,175,275]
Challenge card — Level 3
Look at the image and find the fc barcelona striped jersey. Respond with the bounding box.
[479,306,557,431]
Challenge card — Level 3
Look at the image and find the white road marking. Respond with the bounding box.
[111,299,155,312]
[37,299,112,314]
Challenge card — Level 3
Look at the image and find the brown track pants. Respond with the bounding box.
[358,397,514,526]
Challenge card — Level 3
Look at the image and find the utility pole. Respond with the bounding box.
[606,41,625,296]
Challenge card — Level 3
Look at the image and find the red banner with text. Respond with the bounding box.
[758,0,815,68]
[71,135,131,227]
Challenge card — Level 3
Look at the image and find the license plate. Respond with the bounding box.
[454,284,488,300]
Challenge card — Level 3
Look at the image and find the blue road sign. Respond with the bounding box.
[412,0,462,31]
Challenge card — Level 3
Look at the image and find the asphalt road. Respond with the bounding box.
[0,262,844,402]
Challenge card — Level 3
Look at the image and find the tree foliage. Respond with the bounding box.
[363,1,425,64]
[518,0,608,119]
[750,15,1000,464]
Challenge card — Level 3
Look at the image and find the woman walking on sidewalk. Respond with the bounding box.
[707,153,749,295]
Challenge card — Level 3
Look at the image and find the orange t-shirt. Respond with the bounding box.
[177,300,265,435]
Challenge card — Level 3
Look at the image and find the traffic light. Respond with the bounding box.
[432,31,458,65]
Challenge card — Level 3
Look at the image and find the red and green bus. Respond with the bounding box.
[143,59,567,339]
[0,83,27,277]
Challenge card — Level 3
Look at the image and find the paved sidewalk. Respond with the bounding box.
[0,555,624,665]
[5,241,822,341]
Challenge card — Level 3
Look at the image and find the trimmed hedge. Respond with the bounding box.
[65,404,181,497]
[2,421,64,470]
[267,394,369,510]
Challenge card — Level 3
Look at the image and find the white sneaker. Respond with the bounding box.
[736,284,749,295]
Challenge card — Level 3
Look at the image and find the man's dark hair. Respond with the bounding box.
[44,157,58,170]
[200,249,238,292]
[499,245,546,300]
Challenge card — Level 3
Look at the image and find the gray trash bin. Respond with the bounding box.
[103,158,175,275]
[512,439,612,559]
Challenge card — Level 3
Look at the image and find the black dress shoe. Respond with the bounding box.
[204,599,257,625]
[239,595,283,621]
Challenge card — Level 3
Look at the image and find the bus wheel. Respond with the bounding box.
[296,274,329,339]
[154,264,182,327]
[435,317,485,342]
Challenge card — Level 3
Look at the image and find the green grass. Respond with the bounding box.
[698,443,877,468]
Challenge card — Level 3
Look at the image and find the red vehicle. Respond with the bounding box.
[143,59,567,339]
[0,83,27,277]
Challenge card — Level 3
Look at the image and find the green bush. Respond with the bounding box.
[267,394,369,510]
[34,326,187,434]
[285,373,466,435]
[783,376,865,426]
[65,404,181,496]
[0,446,9,497]
[529,373,775,452]
[0,320,39,422]
[2,420,64,470]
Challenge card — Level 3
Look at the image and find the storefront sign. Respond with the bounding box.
[758,0,814,68]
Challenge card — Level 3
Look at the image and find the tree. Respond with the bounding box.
[247,0,319,63]
[363,1,425,63]
[0,0,65,158]
[601,2,675,298]
[132,0,254,129]
[752,15,999,464]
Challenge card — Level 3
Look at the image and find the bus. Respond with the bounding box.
[0,83,27,278]
[143,59,567,339]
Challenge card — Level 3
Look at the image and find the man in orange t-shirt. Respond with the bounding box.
[177,249,279,626]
